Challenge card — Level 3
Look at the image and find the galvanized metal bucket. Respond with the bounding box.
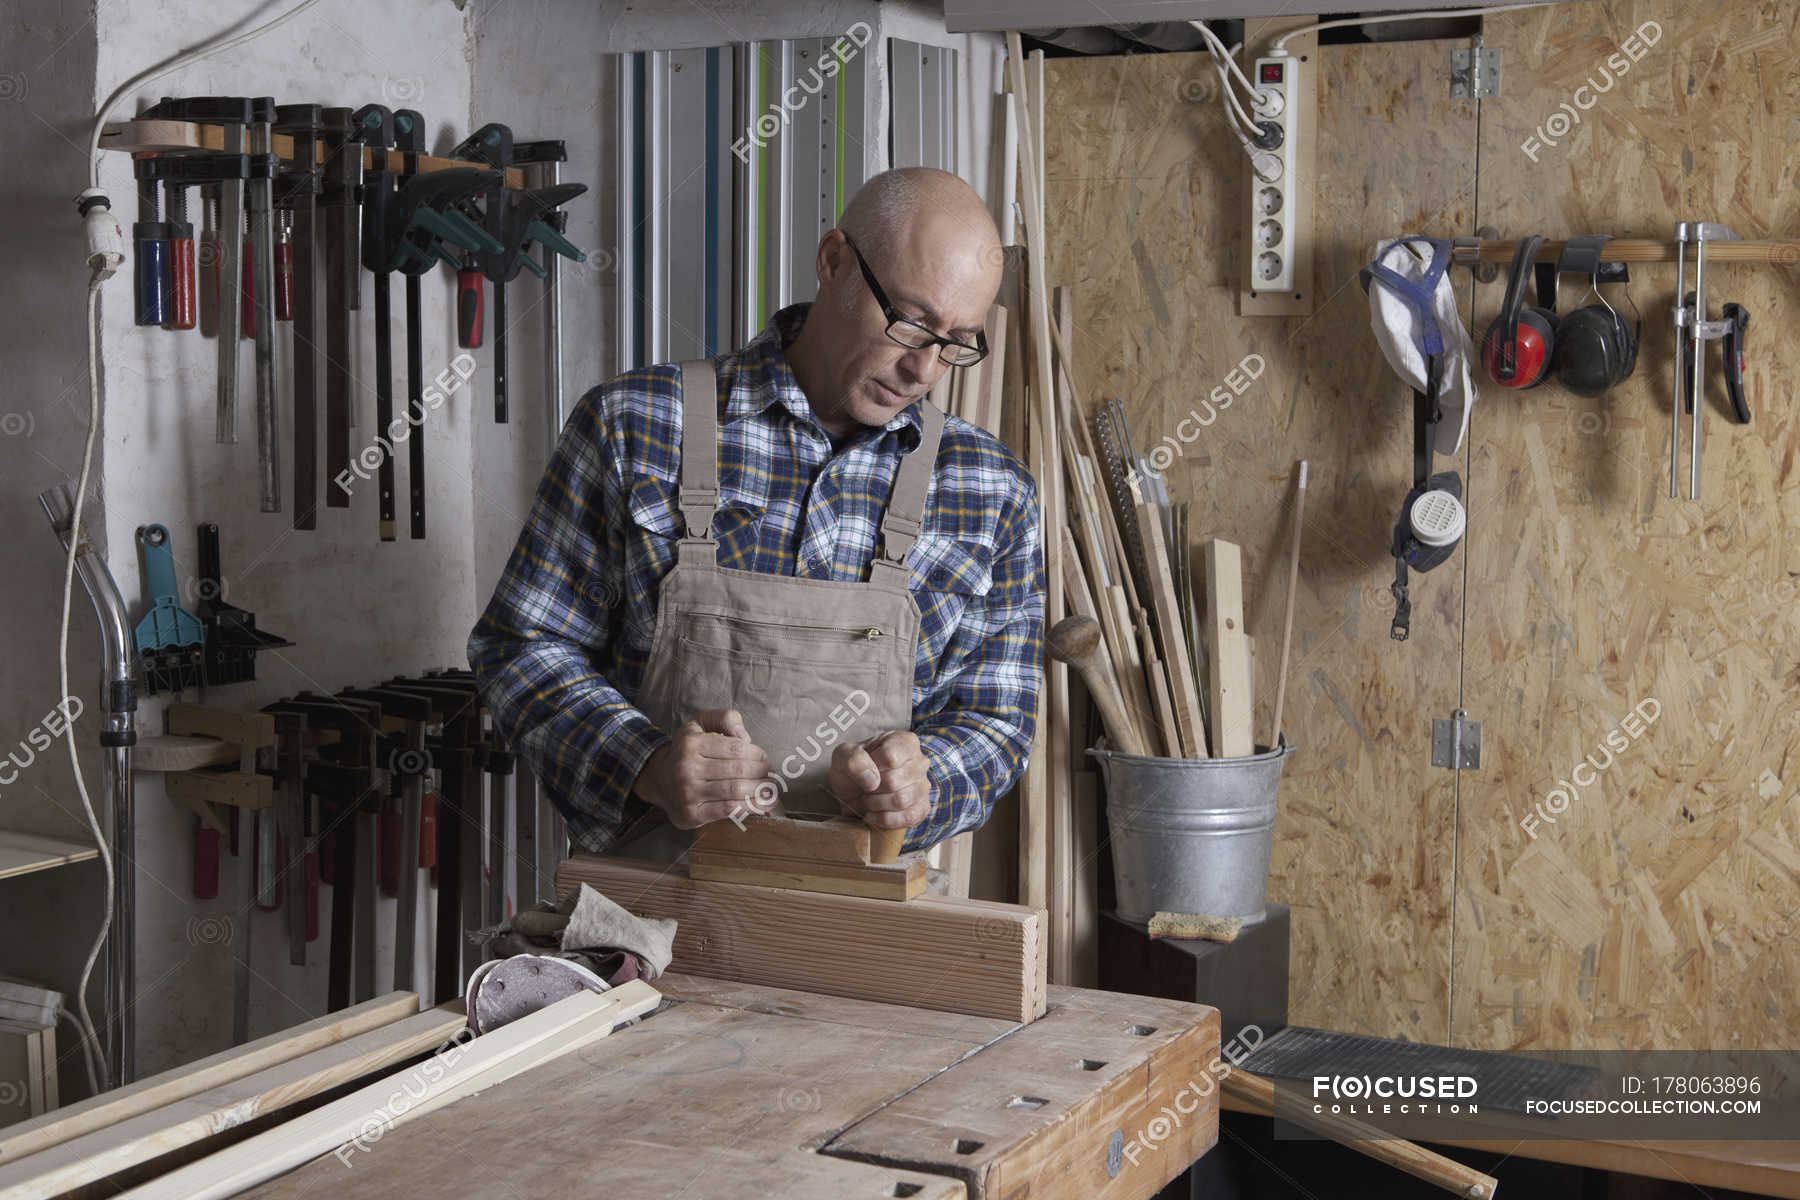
[1088,738,1297,925]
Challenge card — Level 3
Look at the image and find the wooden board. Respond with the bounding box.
[1045,34,1472,1042]
[687,847,926,900]
[242,976,1217,1200]
[691,814,870,863]
[130,984,660,1200]
[166,704,275,749]
[1203,539,1254,757]
[557,855,1047,1022]
[1448,0,1800,1051]
[0,992,419,1166]
[0,831,97,882]
[131,735,241,773]
[1138,501,1208,756]
[0,1002,463,1197]
[165,769,272,811]
[823,986,1218,1198]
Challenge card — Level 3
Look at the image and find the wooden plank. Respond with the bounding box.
[1137,503,1207,757]
[0,992,420,1166]
[823,986,1219,1199]
[0,832,97,882]
[165,769,272,812]
[166,704,275,749]
[131,735,240,773]
[243,980,983,1200]
[691,814,870,864]
[98,120,529,188]
[557,855,1047,1022]
[1203,539,1253,758]
[129,984,660,1200]
[687,848,925,900]
[0,1002,463,1198]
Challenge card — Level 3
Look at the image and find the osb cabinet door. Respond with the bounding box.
[1454,0,1800,1051]
[1045,36,1478,1042]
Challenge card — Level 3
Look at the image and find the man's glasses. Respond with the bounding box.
[842,233,989,367]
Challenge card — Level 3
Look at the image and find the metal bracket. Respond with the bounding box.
[1450,47,1501,99]
[1432,709,1482,769]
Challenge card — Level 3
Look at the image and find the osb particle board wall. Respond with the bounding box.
[1044,0,1800,1051]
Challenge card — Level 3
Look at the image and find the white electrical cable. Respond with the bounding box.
[61,272,112,1096]
[87,0,329,187]
[68,0,327,1095]
[1187,21,1260,131]
[1271,4,1547,56]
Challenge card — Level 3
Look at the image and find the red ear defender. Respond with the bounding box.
[1481,234,1557,388]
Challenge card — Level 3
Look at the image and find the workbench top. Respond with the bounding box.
[245,973,1221,1199]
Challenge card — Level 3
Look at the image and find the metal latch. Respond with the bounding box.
[1450,47,1501,99]
[1432,709,1482,769]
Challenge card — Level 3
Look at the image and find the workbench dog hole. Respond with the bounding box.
[885,1185,925,1198]
[1129,1023,1158,1036]
[1007,1094,1050,1109]
[953,1137,986,1155]
[1078,1058,1108,1071]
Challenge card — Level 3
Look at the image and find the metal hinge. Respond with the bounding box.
[1432,709,1482,769]
[1450,47,1501,99]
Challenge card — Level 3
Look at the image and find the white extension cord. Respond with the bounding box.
[63,0,330,1096]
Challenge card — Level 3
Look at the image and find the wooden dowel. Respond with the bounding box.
[1270,461,1307,748]
[1469,236,1800,265]
[1222,1069,1499,1199]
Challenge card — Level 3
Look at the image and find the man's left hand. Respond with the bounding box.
[831,730,930,832]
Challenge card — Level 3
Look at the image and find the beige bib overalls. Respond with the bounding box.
[614,358,946,864]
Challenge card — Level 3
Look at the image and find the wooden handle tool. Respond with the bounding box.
[1222,1068,1498,1198]
[1048,615,1149,756]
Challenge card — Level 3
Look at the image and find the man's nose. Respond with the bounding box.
[895,344,944,388]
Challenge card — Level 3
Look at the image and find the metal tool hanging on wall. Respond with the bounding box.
[1672,221,1745,500]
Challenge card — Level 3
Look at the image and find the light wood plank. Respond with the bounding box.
[1203,539,1254,758]
[691,814,870,864]
[0,1003,463,1198]
[557,855,1046,1022]
[1138,505,1207,757]
[131,735,240,773]
[124,984,660,1200]
[0,992,420,1166]
[165,705,275,749]
[687,848,925,900]
[0,832,97,882]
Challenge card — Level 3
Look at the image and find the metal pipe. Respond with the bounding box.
[543,159,566,444]
[1671,222,1687,499]
[38,483,138,1085]
[1690,229,1707,500]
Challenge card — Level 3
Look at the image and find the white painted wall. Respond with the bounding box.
[1,0,1006,1099]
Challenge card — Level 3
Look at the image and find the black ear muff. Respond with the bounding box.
[1482,235,1555,387]
[1552,235,1637,397]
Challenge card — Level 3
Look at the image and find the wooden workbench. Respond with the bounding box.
[244,973,1221,1199]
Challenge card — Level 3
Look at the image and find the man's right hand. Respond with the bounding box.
[630,707,773,830]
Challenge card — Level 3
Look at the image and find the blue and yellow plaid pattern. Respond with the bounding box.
[468,303,1045,853]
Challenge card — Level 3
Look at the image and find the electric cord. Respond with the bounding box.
[1271,5,1547,56]
[87,0,328,187]
[60,272,112,1096]
[67,0,328,1095]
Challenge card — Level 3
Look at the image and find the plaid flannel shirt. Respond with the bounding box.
[468,302,1045,853]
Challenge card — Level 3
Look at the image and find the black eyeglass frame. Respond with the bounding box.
[841,233,989,367]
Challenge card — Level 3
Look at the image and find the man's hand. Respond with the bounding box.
[831,729,930,832]
[631,708,773,830]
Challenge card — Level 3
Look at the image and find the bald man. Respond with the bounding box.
[469,168,1045,864]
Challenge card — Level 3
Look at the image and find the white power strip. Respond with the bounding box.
[1245,53,1304,298]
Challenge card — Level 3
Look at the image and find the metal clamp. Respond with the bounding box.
[1670,221,1740,500]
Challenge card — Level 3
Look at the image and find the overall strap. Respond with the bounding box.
[677,359,720,541]
[869,400,946,585]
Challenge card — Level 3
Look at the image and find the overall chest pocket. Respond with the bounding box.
[626,475,765,564]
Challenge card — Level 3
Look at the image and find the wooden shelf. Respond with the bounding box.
[0,831,100,882]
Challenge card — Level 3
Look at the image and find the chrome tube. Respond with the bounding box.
[39,484,138,1086]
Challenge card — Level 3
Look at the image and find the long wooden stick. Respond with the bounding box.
[1270,461,1307,747]
[125,984,662,1200]
[1222,1069,1498,1199]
